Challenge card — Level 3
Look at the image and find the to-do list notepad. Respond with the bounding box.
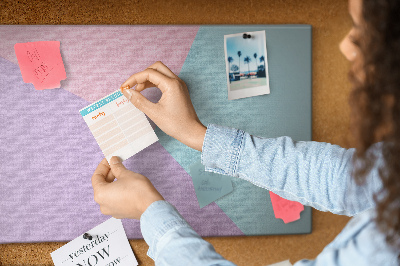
[79,90,158,162]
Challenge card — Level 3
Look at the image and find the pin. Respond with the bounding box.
[83,233,96,240]
[121,85,130,93]
[243,33,252,39]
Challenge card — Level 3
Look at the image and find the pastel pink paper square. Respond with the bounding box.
[14,41,66,90]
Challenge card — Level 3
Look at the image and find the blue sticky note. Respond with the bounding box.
[189,161,234,208]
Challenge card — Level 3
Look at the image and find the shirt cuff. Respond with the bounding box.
[140,200,191,260]
[201,124,245,176]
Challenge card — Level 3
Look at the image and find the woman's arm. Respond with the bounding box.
[141,201,236,266]
[119,62,382,217]
[202,124,383,216]
[91,157,236,265]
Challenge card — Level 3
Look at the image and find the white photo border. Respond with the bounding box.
[224,30,270,100]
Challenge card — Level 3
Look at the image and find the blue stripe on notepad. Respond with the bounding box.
[80,91,123,116]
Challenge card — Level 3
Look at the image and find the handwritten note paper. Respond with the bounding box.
[51,218,138,266]
[80,90,158,162]
[269,191,304,224]
[189,161,233,208]
[14,41,66,90]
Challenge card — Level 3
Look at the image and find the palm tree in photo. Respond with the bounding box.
[253,53,258,73]
[244,56,251,78]
[237,51,242,78]
[231,64,239,73]
[227,56,233,73]
[260,55,265,71]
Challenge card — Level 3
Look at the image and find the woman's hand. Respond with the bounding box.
[120,61,206,152]
[91,156,164,220]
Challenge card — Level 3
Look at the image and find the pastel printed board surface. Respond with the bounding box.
[79,90,158,162]
[0,25,311,243]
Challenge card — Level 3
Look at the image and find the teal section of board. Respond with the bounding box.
[155,25,312,235]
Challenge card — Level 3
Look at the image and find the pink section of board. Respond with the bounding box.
[0,25,199,103]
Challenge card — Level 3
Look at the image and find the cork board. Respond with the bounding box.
[0,0,352,265]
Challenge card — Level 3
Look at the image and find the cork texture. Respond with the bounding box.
[0,0,352,265]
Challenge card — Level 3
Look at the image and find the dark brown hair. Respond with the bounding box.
[349,0,400,257]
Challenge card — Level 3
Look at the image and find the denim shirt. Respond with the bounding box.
[140,124,399,265]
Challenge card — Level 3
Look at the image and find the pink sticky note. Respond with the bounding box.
[269,191,304,224]
[14,41,66,90]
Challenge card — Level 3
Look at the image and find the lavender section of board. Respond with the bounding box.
[0,57,243,243]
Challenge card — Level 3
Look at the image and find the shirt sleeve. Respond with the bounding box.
[201,124,384,216]
[140,200,237,266]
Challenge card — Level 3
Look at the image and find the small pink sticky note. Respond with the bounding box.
[269,191,304,224]
[14,41,66,90]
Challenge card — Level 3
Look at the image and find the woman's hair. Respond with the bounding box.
[349,0,400,256]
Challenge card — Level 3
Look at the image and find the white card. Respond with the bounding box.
[51,218,138,266]
[79,89,158,162]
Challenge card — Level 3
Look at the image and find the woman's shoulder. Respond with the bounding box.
[322,209,399,265]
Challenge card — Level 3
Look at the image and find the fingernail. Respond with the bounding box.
[125,89,133,100]
[110,156,122,165]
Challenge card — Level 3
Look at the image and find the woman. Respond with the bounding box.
[91,0,400,264]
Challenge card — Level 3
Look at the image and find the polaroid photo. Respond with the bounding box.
[224,30,270,100]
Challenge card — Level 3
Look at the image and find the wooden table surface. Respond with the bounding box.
[0,0,352,265]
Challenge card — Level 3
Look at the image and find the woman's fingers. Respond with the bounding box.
[121,61,182,93]
[147,61,179,80]
[135,81,156,92]
[121,68,173,93]
[105,169,116,183]
[91,159,110,190]
[121,88,158,120]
